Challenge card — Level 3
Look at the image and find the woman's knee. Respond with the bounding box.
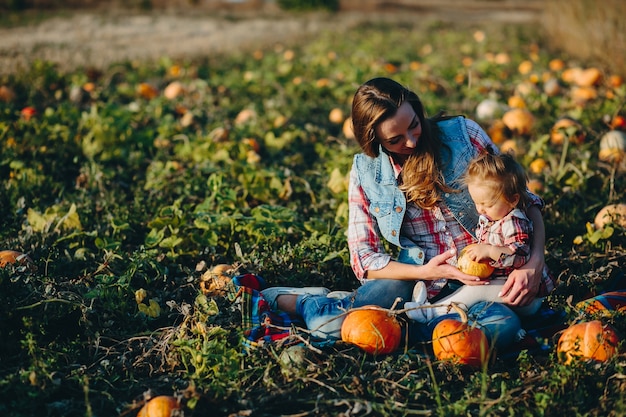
[353,279,415,308]
[468,301,522,350]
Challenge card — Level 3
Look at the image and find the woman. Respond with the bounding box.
[262,77,554,349]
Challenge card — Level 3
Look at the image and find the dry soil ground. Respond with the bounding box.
[0,2,542,76]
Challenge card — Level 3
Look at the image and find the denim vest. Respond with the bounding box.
[352,116,480,265]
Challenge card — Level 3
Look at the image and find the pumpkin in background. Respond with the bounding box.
[594,203,626,229]
[432,303,489,367]
[342,117,355,139]
[137,395,180,417]
[573,67,603,87]
[598,130,626,165]
[557,320,619,365]
[341,307,402,355]
[501,108,534,136]
[550,117,586,146]
[457,244,495,279]
[526,178,544,194]
[0,250,35,270]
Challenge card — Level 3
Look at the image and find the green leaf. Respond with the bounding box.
[159,236,183,249]
[145,228,165,247]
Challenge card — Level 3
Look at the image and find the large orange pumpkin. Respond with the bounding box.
[432,303,489,367]
[457,244,495,279]
[557,320,620,365]
[137,395,180,417]
[341,307,402,355]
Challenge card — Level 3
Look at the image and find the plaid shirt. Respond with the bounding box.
[476,209,531,276]
[347,119,544,293]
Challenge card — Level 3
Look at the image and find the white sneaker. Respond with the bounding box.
[412,280,428,303]
[405,281,434,323]
[327,290,353,300]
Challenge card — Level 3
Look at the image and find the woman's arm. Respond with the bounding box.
[499,205,545,306]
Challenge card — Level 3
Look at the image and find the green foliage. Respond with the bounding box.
[0,11,626,417]
[277,0,339,12]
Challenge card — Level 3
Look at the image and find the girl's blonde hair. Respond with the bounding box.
[351,77,455,209]
[464,152,530,208]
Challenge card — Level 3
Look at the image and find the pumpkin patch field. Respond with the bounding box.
[2,6,626,417]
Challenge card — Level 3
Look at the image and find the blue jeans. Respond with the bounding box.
[296,279,522,350]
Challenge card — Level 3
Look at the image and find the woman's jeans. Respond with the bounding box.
[296,279,523,350]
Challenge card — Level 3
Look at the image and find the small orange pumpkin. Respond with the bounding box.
[432,303,489,367]
[137,395,181,417]
[550,117,586,146]
[0,250,35,270]
[341,307,402,355]
[557,320,619,365]
[200,264,233,296]
[457,244,495,279]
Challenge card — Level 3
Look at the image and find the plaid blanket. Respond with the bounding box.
[229,274,302,350]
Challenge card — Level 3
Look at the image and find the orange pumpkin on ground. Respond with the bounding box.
[432,303,490,367]
[200,264,234,296]
[457,244,495,279]
[557,320,619,365]
[341,307,402,355]
[137,395,181,417]
[0,250,35,270]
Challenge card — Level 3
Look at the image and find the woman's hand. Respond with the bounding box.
[425,249,489,286]
[499,256,542,305]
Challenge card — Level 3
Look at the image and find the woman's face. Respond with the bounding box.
[375,101,422,158]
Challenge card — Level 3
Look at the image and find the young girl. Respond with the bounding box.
[405,152,550,323]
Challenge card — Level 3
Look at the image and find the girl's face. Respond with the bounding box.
[468,181,519,221]
[375,101,422,159]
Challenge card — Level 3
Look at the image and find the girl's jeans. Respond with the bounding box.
[296,279,523,350]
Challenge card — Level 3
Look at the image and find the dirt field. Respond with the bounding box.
[0,1,543,76]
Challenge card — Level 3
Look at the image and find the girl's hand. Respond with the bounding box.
[462,244,492,262]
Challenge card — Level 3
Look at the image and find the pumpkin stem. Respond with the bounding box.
[449,302,469,324]
[390,297,402,312]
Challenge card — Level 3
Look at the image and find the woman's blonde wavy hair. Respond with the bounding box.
[351,77,456,209]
